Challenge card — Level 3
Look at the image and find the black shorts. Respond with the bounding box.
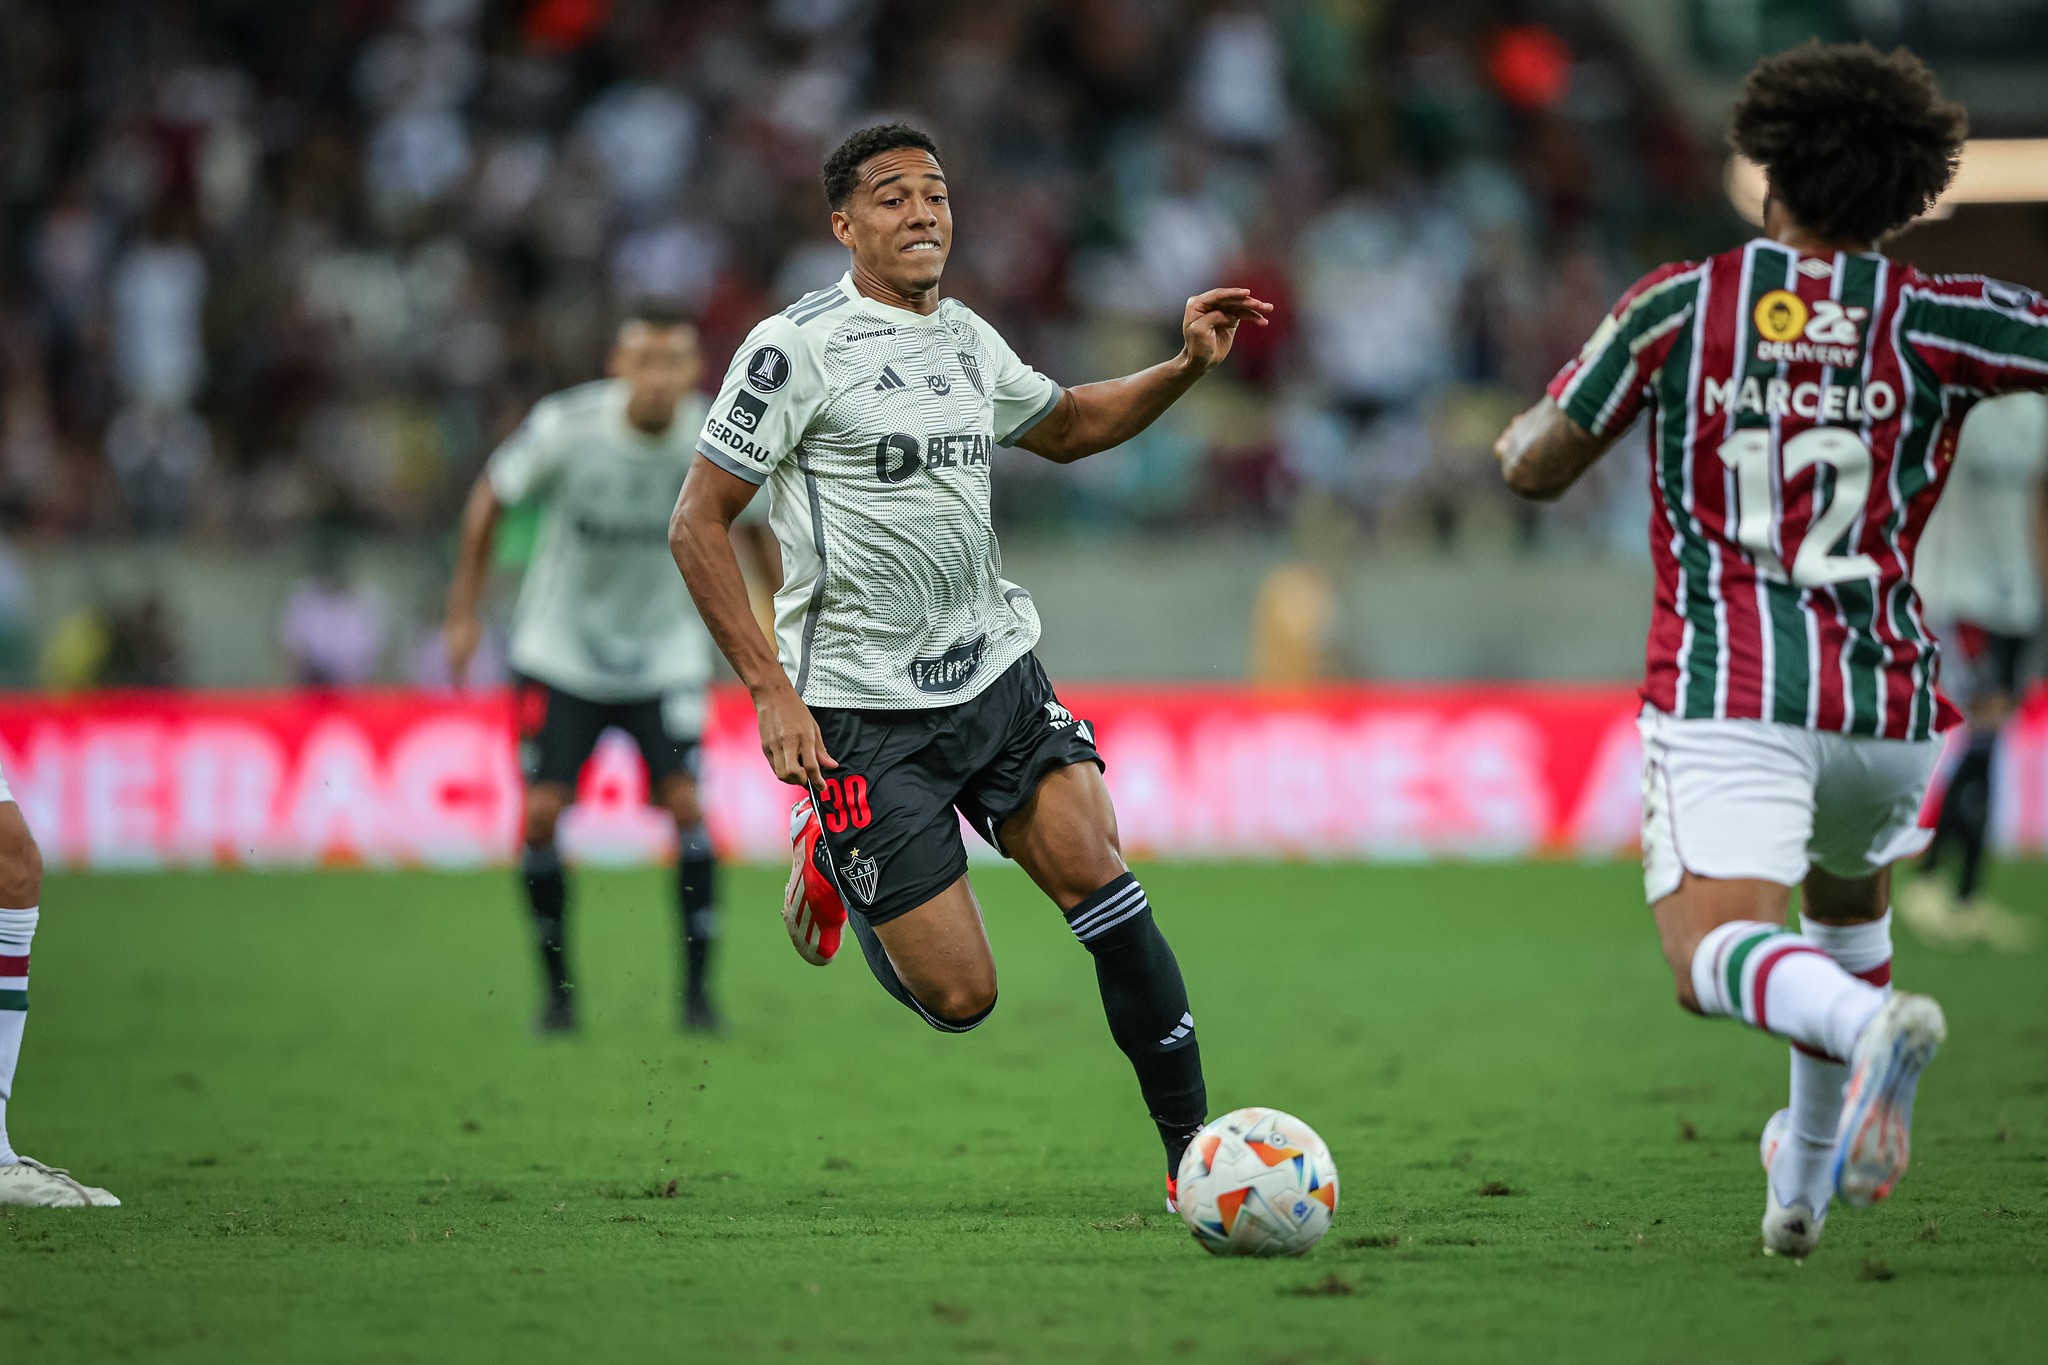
[808,652,1102,926]
[514,676,702,792]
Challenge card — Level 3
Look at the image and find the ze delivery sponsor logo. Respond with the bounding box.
[1752,289,1867,368]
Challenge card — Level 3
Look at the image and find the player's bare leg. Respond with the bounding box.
[865,877,999,1027]
[1002,764,1208,1192]
[657,773,722,1033]
[520,782,577,1033]
[0,801,118,1207]
[1655,867,1943,1244]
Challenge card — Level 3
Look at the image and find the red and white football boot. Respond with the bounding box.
[783,796,846,966]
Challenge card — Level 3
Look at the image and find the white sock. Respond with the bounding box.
[1691,919,1886,1060]
[1779,913,1894,1206]
[0,906,35,1166]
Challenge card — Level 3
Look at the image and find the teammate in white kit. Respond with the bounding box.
[670,124,1271,1203]
[0,764,119,1206]
[1904,391,2048,947]
[447,305,727,1034]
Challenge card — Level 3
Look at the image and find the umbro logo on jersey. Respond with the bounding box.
[873,365,907,392]
[1795,257,1834,280]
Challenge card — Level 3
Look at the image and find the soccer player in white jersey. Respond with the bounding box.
[1903,391,2048,948]
[670,124,1271,1204]
[0,766,118,1206]
[1496,43,2048,1257]
[447,304,727,1035]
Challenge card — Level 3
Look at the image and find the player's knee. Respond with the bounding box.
[523,788,569,846]
[923,978,997,1027]
[0,826,43,909]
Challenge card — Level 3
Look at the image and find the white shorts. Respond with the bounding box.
[1638,706,1941,903]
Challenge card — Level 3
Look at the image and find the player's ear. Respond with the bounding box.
[830,209,854,249]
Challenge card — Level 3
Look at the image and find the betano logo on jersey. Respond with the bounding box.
[872,431,993,484]
[1752,289,1868,367]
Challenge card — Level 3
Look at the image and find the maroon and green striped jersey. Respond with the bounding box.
[1548,240,2048,740]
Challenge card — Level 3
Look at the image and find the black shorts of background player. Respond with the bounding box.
[509,676,720,1032]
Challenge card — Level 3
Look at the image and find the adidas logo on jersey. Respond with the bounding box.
[873,365,907,392]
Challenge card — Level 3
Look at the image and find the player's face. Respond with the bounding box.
[832,149,950,298]
[609,322,700,428]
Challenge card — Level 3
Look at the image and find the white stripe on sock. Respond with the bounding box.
[1075,899,1148,942]
[1068,884,1144,938]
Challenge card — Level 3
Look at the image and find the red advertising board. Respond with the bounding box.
[0,685,2036,869]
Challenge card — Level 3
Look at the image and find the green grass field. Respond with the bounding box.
[3,861,2044,1364]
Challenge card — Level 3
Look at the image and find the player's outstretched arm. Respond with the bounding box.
[1493,398,1616,501]
[444,475,505,686]
[670,458,837,787]
[1016,287,1272,464]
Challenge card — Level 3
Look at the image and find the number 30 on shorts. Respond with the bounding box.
[816,775,872,833]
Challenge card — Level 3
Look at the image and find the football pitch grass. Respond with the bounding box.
[4,862,2045,1364]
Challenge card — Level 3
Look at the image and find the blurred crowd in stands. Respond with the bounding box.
[1,0,1736,561]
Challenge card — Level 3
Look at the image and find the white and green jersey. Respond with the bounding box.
[697,272,1063,710]
[488,379,712,707]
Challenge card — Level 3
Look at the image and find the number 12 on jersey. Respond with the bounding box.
[1720,428,1882,588]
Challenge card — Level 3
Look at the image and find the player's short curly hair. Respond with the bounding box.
[822,123,941,210]
[1729,41,1966,244]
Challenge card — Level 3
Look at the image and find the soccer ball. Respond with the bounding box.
[1175,1107,1338,1257]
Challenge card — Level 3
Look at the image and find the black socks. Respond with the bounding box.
[677,824,719,1012]
[520,842,571,1003]
[1065,873,1208,1174]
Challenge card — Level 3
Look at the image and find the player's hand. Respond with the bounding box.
[755,683,838,787]
[1180,287,1273,373]
[445,611,482,687]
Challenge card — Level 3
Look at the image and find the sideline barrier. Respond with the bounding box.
[0,685,2039,869]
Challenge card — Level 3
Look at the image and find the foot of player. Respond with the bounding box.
[783,797,847,966]
[1761,992,1946,1259]
[0,1156,120,1207]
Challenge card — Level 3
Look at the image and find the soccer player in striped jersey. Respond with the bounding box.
[1495,42,2048,1258]
[0,767,118,1206]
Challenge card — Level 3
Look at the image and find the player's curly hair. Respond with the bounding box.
[822,123,941,209]
[1729,41,1966,244]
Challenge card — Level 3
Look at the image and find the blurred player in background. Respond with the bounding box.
[447,304,729,1035]
[1902,391,2048,949]
[671,124,1270,1205]
[0,771,117,1206]
[1496,42,2048,1258]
